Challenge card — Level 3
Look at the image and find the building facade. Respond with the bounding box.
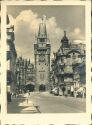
[34,18,51,91]
[7,16,17,93]
[16,57,35,92]
[51,31,85,95]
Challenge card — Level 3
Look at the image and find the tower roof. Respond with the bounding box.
[38,15,47,38]
[61,31,69,48]
[61,31,68,42]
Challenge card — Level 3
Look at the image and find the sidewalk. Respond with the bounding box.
[7,96,40,113]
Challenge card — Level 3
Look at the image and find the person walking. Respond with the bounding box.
[7,92,12,103]
[62,86,66,96]
[27,90,30,104]
[74,88,77,98]
[82,87,86,98]
[71,85,74,97]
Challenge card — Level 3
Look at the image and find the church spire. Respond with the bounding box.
[38,15,47,39]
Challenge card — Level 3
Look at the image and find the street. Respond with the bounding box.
[7,92,86,113]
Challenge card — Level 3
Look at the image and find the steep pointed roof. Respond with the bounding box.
[61,31,68,42]
[38,15,47,38]
[61,31,69,48]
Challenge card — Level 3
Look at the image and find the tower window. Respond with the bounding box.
[40,38,45,42]
[40,73,44,80]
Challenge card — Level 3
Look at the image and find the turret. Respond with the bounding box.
[61,31,69,48]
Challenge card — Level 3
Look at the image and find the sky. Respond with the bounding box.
[7,5,85,63]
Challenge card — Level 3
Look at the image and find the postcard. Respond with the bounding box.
[0,0,91,125]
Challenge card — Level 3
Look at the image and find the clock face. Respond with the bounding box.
[39,54,45,62]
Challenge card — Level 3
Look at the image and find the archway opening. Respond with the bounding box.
[39,84,46,92]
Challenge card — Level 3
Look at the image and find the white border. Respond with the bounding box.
[1,1,91,125]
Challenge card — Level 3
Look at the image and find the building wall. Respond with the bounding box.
[16,57,35,91]
[51,31,85,94]
[7,16,17,93]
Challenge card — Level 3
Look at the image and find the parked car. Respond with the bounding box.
[50,87,63,96]
[50,87,57,94]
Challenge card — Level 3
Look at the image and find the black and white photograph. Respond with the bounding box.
[0,0,91,125]
[6,4,87,114]
[1,0,91,124]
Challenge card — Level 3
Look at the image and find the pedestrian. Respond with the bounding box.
[71,86,74,97]
[74,88,77,98]
[27,90,30,104]
[67,86,71,95]
[79,86,84,98]
[57,87,59,96]
[62,86,66,96]
[7,92,12,103]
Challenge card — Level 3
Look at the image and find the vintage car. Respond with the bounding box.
[50,87,63,96]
